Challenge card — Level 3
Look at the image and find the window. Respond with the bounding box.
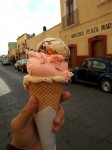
[82,61,92,68]
[67,0,74,26]
[62,0,78,28]
[92,61,106,70]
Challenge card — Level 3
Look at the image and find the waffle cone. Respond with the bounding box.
[28,81,63,112]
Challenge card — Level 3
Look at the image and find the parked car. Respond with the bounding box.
[70,57,112,93]
[14,60,21,69]
[2,59,10,65]
[16,59,29,72]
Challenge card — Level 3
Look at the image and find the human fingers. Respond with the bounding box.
[52,105,64,133]
[60,91,71,103]
[52,92,71,132]
[11,96,38,132]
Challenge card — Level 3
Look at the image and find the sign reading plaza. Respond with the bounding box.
[71,22,112,38]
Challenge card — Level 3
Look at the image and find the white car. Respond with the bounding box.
[2,59,10,65]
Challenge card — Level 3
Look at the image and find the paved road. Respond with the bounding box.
[0,63,112,150]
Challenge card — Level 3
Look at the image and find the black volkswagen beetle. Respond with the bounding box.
[71,57,112,93]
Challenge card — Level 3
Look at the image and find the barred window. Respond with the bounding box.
[66,0,74,26]
[62,0,78,28]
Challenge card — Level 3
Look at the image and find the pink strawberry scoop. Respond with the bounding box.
[27,51,72,80]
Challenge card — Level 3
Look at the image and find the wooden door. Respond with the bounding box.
[69,46,77,68]
[92,40,104,57]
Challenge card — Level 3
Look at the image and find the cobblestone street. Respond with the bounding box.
[0,64,112,150]
[0,64,29,149]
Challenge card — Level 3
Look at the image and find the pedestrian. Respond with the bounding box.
[6,92,71,150]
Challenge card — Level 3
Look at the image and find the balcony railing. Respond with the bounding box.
[62,9,79,28]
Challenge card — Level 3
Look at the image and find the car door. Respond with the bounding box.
[90,60,108,84]
[80,60,107,84]
[77,60,92,82]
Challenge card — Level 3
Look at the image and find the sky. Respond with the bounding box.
[0,0,61,55]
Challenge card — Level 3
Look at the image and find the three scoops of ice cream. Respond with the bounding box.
[23,37,73,150]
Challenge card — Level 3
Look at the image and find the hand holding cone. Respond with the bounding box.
[23,38,73,150]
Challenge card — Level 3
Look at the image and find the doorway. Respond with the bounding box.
[88,35,107,57]
[68,44,77,68]
[92,40,103,57]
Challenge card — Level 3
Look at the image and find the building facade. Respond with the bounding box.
[8,0,112,68]
[60,0,112,67]
[16,33,31,60]
[8,42,17,63]
[26,24,61,51]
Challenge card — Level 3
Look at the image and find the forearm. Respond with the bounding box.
[6,144,23,150]
[6,144,41,150]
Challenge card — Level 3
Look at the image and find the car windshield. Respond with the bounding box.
[22,59,28,63]
[17,60,20,63]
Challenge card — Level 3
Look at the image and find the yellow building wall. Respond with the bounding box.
[60,0,112,24]
[77,0,112,24]
[14,0,112,63]
[27,24,62,51]
[60,0,65,18]
[17,33,28,44]
[16,33,29,59]
[60,0,112,56]
[11,48,17,56]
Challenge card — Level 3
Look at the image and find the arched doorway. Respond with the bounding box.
[68,44,77,68]
[88,35,107,57]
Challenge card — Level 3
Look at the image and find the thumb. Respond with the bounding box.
[11,96,38,132]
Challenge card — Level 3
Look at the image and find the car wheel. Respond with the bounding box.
[100,79,112,93]
[21,67,24,73]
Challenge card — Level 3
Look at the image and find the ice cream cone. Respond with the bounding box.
[28,81,63,150]
[28,81,63,112]
[23,38,73,150]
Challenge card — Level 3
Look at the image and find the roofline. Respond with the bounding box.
[16,33,27,40]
